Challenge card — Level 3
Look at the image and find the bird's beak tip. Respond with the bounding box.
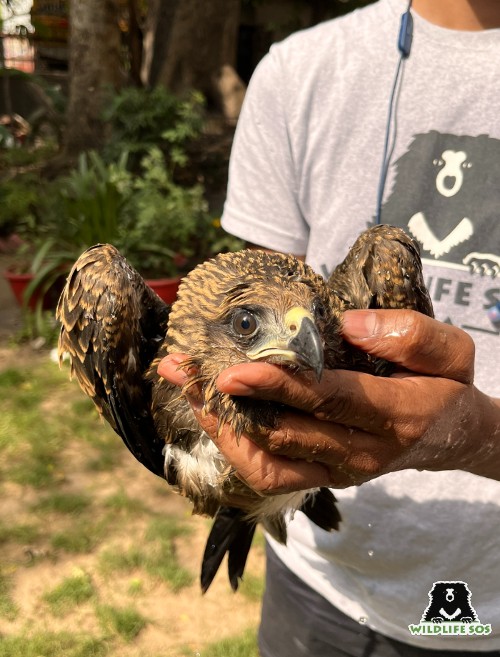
[288,315,324,380]
[314,363,324,382]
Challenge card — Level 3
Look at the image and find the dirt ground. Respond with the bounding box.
[0,254,264,655]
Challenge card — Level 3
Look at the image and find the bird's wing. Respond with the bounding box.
[329,224,434,317]
[57,244,170,478]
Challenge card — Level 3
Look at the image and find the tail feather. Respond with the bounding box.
[201,506,255,593]
[300,488,341,532]
[201,490,341,592]
[227,520,257,592]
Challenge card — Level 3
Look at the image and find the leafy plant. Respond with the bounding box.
[58,150,132,248]
[121,146,210,276]
[7,120,239,335]
[102,86,205,172]
[7,151,133,328]
[0,173,42,238]
[22,146,229,281]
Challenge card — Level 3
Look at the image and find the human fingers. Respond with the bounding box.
[190,405,333,493]
[196,401,405,492]
[208,375,480,493]
[159,351,399,440]
[215,359,400,435]
[158,354,360,486]
[157,353,191,387]
[157,354,343,491]
[158,356,437,491]
[215,309,474,437]
[342,309,475,384]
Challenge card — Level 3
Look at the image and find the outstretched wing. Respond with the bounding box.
[57,244,170,478]
[329,224,434,317]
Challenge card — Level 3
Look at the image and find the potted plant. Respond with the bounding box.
[4,150,131,314]
[3,84,242,318]
[1,168,71,313]
[5,146,241,315]
[4,239,72,311]
[117,146,211,301]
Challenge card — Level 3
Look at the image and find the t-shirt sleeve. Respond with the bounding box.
[221,46,309,255]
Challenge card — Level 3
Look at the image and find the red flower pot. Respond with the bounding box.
[145,277,182,305]
[4,270,64,311]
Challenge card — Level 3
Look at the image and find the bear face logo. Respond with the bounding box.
[381,131,500,277]
[421,581,479,624]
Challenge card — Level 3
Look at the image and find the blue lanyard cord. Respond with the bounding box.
[375,54,405,224]
[375,0,413,225]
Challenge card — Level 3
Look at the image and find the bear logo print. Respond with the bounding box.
[381,131,500,277]
[421,581,478,624]
[408,581,492,638]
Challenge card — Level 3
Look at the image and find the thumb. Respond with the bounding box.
[342,309,474,384]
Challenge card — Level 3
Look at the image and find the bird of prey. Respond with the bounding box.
[57,224,433,592]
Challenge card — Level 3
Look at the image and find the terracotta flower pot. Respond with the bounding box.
[4,270,64,311]
[145,276,182,305]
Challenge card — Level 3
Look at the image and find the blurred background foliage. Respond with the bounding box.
[0,0,375,321]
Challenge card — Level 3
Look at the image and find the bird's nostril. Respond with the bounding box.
[289,324,297,332]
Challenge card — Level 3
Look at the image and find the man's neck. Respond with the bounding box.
[412,0,500,30]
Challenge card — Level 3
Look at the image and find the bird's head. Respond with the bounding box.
[164,250,345,436]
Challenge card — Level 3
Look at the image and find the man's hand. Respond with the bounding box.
[158,310,500,495]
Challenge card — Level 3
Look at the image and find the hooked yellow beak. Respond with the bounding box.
[246,307,324,381]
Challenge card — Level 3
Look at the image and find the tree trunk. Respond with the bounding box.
[127,0,143,86]
[140,0,178,89]
[64,0,123,156]
[142,0,244,116]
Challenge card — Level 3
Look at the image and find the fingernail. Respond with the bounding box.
[342,310,378,339]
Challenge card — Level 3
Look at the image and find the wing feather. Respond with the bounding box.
[329,224,434,316]
[57,244,170,477]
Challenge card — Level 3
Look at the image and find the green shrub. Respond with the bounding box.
[103,86,205,171]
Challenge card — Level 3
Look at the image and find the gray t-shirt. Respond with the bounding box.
[222,0,500,649]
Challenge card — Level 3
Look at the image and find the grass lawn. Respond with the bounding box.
[0,344,264,656]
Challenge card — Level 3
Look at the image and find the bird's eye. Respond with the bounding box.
[232,310,258,336]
